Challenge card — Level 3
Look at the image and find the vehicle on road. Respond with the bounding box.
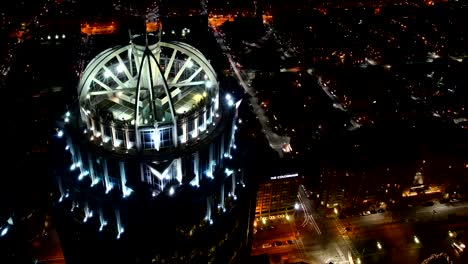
[423,201,434,207]
[262,243,272,248]
[273,241,282,247]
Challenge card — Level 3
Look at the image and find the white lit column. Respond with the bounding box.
[231,173,236,197]
[220,183,225,210]
[176,158,183,184]
[103,159,112,193]
[99,120,105,140]
[124,125,130,149]
[67,137,77,165]
[190,152,200,187]
[192,117,198,138]
[110,122,117,147]
[172,123,178,147]
[99,208,107,231]
[88,153,97,185]
[201,110,207,132]
[115,209,124,239]
[214,92,219,111]
[181,122,188,143]
[207,105,213,124]
[194,151,199,183]
[140,163,145,182]
[91,118,97,137]
[205,196,212,223]
[209,144,215,176]
[84,114,91,131]
[120,162,131,197]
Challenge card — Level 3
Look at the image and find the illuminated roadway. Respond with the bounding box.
[296,185,468,263]
[312,72,361,131]
[297,186,360,264]
[211,28,291,157]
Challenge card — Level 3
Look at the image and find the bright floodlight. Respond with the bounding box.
[116,64,125,73]
[186,60,194,68]
[104,70,112,78]
[0,227,9,237]
[294,203,300,210]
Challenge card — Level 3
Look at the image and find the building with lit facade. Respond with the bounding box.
[53,31,251,263]
[255,173,299,219]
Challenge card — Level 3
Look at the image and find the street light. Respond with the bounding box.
[294,203,300,210]
[414,235,420,244]
[377,241,382,250]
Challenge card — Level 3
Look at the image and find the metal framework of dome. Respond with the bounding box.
[78,34,220,151]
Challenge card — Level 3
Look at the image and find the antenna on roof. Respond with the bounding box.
[144,15,149,46]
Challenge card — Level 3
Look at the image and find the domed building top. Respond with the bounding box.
[77,33,223,151]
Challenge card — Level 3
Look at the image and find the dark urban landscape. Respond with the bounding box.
[0,0,467,263]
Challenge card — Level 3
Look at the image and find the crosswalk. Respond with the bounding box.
[332,217,361,260]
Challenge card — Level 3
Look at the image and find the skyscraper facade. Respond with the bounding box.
[53,31,250,263]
